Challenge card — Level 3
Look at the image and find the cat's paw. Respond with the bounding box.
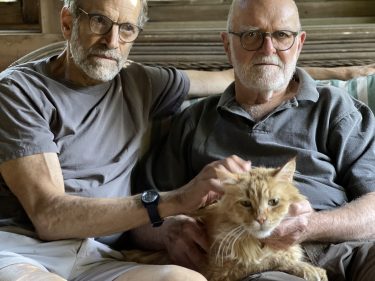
[315,267,328,281]
[301,265,328,281]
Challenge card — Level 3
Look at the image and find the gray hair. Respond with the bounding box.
[62,0,149,28]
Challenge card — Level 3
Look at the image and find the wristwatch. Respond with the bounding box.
[141,190,164,227]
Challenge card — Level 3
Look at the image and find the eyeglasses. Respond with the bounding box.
[78,8,142,43]
[229,30,299,51]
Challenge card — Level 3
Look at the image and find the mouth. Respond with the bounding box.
[254,62,279,67]
[91,54,118,62]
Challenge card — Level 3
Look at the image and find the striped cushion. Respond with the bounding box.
[318,74,375,110]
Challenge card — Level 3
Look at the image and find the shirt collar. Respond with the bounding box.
[217,66,319,113]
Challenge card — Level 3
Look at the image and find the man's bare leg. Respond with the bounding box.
[0,263,66,281]
[115,264,207,281]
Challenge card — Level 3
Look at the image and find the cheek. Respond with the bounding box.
[120,44,133,56]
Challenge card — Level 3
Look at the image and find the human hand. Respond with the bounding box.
[166,155,251,214]
[263,199,314,249]
[160,215,209,271]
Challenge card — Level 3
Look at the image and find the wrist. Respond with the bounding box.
[159,190,187,218]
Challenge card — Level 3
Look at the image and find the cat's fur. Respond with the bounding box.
[125,159,328,281]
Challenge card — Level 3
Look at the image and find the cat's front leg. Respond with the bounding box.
[278,261,328,281]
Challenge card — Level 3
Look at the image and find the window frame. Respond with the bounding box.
[0,0,39,31]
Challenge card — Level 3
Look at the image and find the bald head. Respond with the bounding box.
[227,0,301,32]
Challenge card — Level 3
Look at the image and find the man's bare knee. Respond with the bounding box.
[115,264,207,281]
[0,263,66,281]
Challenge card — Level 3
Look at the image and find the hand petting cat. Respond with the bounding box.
[156,155,252,270]
[166,155,252,213]
[262,199,314,250]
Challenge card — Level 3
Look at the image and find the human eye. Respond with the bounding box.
[274,30,293,40]
[243,31,258,39]
[120,23,136,34]
[90,15,111,33]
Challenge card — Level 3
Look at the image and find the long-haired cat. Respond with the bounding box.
[125,158,328,281]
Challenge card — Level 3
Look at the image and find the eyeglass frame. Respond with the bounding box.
[78,7,143,43]
[228,30,300,52]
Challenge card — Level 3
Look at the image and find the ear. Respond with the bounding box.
[275,158,296,182]
[61,6,73,40]
[220,31,233,65]
[296,31,306,56]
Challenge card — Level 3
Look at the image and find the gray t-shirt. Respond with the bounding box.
[139,68,375,211]
[0,57,189,242]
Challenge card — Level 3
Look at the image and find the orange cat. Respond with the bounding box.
[125,159,328,281]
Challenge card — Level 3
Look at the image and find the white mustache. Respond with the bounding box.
[89,48,122,62]
[251,56,283,67]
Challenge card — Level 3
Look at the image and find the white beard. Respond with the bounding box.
[231,48,298,97]
[69,23,128,82]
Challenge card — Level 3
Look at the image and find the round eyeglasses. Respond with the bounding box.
[78,8,142,43]
[229,30,299,51]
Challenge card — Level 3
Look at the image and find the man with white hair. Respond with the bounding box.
[139,0,375,280]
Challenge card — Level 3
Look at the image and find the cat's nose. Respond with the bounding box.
[256,215,267,225]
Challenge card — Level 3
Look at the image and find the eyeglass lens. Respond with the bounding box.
[241,31,296,51]
[89,15,139,42]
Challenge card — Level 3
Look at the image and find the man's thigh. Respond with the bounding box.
[0,228,140,280]
[315,240,375,281]
[0,263,66,281]
[242,272,305,281]
[112,264,207,281]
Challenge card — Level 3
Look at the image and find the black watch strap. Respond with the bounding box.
[145,206,163,227]
[141,190,164,227]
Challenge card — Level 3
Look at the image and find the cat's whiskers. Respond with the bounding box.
[214,226,242,265]
[229,227,246,259]
[213,225,246,266]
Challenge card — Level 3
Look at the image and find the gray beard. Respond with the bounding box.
[69,25,126,82]
[231,53,297,94]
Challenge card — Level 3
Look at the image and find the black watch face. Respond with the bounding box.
[142,190,158,204]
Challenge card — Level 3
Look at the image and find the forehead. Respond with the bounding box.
[232,0,300,31]
[81,0,141,23]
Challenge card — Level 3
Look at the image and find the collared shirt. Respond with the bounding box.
[140,68,375,210]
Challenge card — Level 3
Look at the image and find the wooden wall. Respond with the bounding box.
[0,0,374,71]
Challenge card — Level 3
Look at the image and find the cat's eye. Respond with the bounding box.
[240,201,252,208]
[268,198,279,206]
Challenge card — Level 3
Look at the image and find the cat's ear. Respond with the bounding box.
[275,158,296,182]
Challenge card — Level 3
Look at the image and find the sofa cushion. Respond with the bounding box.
[318,74,375,111]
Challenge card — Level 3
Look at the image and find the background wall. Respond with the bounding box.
[0,0,374,71]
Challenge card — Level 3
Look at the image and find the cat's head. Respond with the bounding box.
[215,158,304,239]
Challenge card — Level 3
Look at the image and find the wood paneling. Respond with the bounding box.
[0,0,374,71]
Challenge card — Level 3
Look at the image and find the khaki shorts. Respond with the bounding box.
[0,227,140,281]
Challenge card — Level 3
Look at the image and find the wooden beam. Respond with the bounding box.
[0,33,63,70]
[39,0,63,33]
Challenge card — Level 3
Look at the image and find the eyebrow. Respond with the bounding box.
[237,25,298,32]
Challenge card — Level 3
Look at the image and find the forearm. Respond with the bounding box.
[33,191,182,241]
[305,192,375,242]
[304,64,375,81]
[185,69,234,97]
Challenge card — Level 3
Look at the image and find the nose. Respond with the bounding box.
[259,35,276,55]
[103,24,120,49]
[256,214,267,225]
